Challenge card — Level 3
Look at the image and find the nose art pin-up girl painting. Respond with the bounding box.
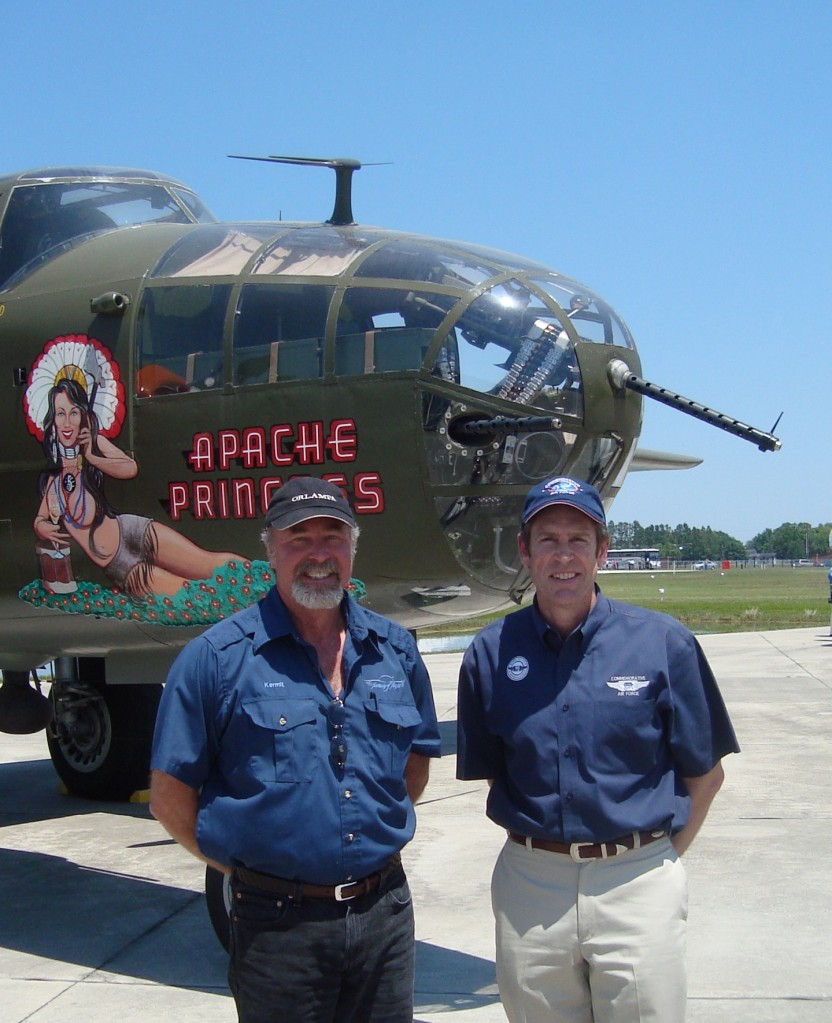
[21,335,270,625]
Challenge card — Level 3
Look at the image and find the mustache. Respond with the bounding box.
[294,559,341,581]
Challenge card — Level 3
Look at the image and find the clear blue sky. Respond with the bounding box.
[4,1,829,542]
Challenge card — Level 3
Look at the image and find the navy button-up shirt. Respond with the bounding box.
[151,588,441,883]
[456,591,739,843]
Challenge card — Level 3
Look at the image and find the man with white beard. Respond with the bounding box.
[150,476,440,1023]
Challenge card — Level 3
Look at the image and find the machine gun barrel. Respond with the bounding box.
[451,414,562,441]
[607,359,781,452]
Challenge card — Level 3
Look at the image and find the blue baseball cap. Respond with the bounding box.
[521,476,606,528]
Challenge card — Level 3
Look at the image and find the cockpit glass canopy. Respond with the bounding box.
[134,225,634,408]
[253,227,374,276]
[0,176,215,289]
[354,239,500,287]
[152,225,277,277]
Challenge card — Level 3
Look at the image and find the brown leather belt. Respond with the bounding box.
[235,853,401,902]
[508,830,668,863]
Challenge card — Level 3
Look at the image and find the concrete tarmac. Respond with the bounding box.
[1,626,830,1022]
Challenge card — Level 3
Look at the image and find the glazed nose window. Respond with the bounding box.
[433,280,584,419]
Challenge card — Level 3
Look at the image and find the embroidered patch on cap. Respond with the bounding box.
[521,475,606,528]
[542,477,583,495]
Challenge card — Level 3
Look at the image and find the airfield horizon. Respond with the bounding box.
[420,565,831,637]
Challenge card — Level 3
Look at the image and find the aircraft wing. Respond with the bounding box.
[629,447,703,472]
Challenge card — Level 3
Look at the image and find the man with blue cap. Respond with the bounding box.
[456,475,739,1022]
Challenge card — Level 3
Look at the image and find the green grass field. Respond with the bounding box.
[422,566,832,636]
[599,565,830,633]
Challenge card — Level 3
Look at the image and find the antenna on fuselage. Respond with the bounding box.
[228,154,388,226]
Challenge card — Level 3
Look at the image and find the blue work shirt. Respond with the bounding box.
[456,591,739,843]
[151,588,441,884]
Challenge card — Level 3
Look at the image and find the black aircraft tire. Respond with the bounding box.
[205,864,232,951]
[46,682,162,801]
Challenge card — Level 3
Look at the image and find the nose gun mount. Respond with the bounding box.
[607,359,782,453]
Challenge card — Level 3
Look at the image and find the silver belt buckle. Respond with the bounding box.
[569,841,597,863]
[334,881,359,902]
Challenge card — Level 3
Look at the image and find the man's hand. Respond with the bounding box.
[150,770,230,873]
[405,753,431,804]
[672,762,725,855]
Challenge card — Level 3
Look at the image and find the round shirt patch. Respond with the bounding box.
[506,656,530,681]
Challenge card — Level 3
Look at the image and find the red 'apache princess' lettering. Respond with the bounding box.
[169,419,384,522]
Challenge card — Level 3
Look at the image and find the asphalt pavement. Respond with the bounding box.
[1,626,831,1022]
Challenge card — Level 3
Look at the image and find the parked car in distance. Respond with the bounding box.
[693,560,717,570]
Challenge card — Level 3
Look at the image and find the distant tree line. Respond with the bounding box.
[750,522,832,560]
[607,521,832,561]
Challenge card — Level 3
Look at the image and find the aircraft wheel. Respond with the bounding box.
[205,864,232,950]
[46,680,162,800]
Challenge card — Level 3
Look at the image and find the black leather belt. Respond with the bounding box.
[508,830,668,863]
[234,853,401,902]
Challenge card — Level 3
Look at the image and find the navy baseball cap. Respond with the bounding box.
[265,477,356,530]
[521,476,606,528]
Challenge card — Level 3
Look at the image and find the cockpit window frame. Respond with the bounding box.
[0,177,216,291]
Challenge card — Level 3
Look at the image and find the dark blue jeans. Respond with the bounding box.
[228,865,415,1023]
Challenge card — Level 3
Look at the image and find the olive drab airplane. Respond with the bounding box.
[0,158,781,803]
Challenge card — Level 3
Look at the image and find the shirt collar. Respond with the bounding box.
[531,586,611,652]
[251,588,294,651]
[581,587,610,644]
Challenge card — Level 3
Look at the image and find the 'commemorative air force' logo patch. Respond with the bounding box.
[507,656,530,681]
[606,676,650,696]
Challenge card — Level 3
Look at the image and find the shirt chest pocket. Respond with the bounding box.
[364,693,423,777]
[589,699,660,775]
[240,697,318,784]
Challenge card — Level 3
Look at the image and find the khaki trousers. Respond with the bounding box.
[492,836,688,1023]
